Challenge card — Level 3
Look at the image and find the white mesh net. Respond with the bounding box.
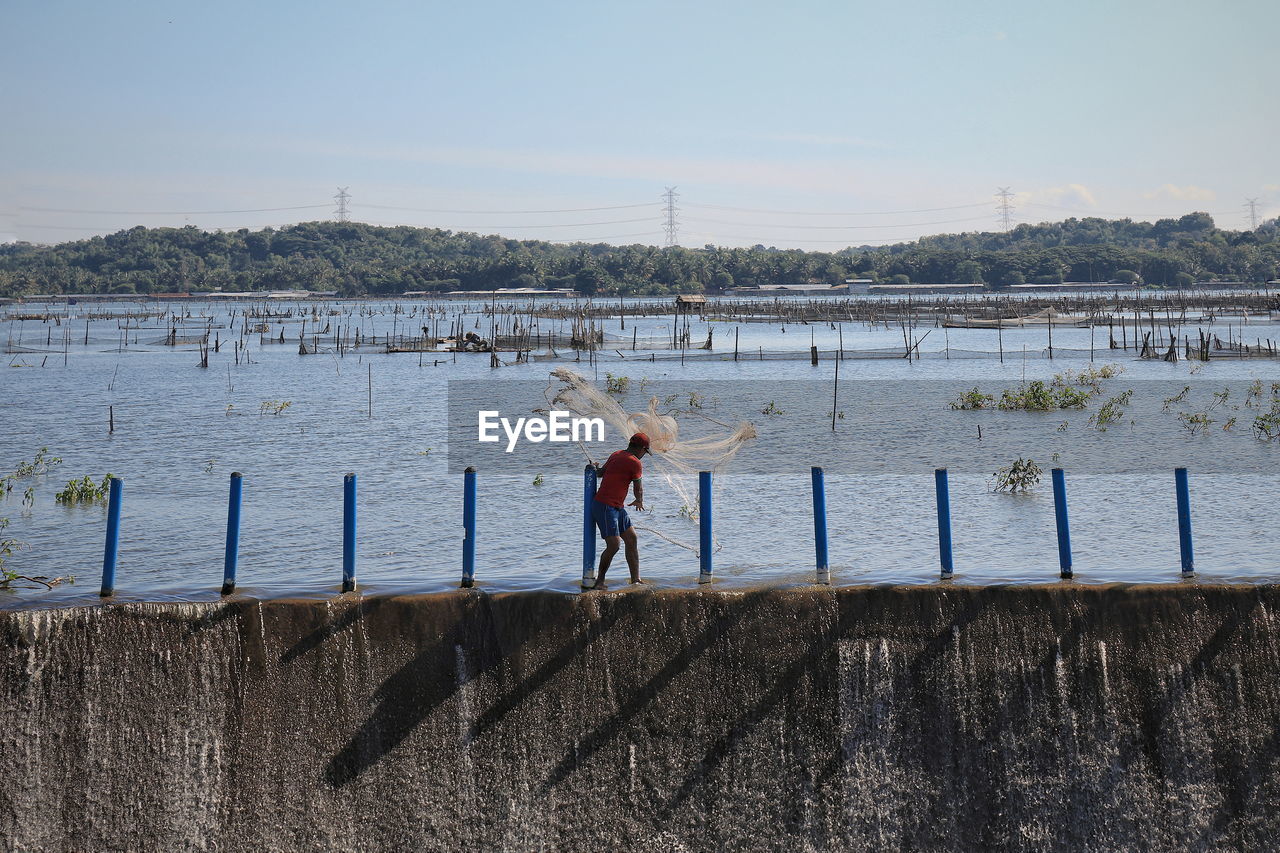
[544,367,757,553]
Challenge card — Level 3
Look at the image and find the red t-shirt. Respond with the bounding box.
[594,449,642,508]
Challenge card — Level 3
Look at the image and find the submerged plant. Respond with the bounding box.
[992,458,1042,493]
[0,518,21,583]
[950,388,994,410]
[1178,411,1213,436]
[761,401,785,416]
[55,474,113,505]
[604,373,630,396]
[1089,390,1134,431]
[1245,380,1264,408]
[998,380,1089,411]
[259,399,292,416]
[13,448,62,478]
[1163,386,1191,412]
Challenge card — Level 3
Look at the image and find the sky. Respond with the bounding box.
[2,0,1277,249]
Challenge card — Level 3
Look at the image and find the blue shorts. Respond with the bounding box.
[592,501,633,539]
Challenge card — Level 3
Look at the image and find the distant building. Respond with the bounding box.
[415,287,577,299]
[867,283,985,294]
[844,278,874,294]
[727,283,847,296]
[1007,281,1139,292]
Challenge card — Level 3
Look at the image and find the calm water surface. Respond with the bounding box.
[4,298,1280,607]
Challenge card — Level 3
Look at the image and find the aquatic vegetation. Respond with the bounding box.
[1175,386,1232,436]
[992,458,1042,493]
[13,448,61,478]
[604,373,630,396]
[1052,364,1123,391]
[259,400,292,416]
[3,447,63,496]
[532,474,544,487]
[760,401,785,416]
[1162,386,1191,412]
[1178,411,1213,435]
[998,381,1090,411]
[0,518,21,582]
[950,388,994,410]
[1250,388,1280,441]
[1088,390,1134,431]
[55,474,113,505]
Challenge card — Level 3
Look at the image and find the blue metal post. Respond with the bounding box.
[222,472,242,595]
[1175,467,1194,575]
[582,464,597,588]
[100,476,122,597]
[342,473,357,592]
[811,466,830,584]
[462,466,477,588]
[934,468,953,579]
[1051,468,1072,579]
[698,470,713,583]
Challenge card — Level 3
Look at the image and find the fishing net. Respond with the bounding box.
[544,367,757,554]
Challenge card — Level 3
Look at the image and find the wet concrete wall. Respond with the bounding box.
[3,585,1280,852]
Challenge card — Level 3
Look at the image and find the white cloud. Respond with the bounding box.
[1143,184,1216,202]
[1036,184,1098,207]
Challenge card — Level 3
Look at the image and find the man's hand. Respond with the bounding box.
[629,497,645,512]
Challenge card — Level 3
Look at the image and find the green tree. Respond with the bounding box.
[954,260,984,284]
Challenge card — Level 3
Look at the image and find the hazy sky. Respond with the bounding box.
[3,0,1277,248]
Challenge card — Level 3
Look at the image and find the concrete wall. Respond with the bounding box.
[4,585,1279,851]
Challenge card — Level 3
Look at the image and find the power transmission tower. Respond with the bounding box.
[334,187,351,223]
[1245,198,1260,230]
[662,187,680,247]
[995,187,1015,231]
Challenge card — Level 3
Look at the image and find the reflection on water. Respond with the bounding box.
[4,299,1280,606]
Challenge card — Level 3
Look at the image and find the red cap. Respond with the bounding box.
[630,432,650,449]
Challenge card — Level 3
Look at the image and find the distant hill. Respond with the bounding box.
[2,213,1276,297]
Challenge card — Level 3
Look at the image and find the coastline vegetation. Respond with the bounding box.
[1,212,1276,298]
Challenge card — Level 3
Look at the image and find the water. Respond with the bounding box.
[4,298,1280,607]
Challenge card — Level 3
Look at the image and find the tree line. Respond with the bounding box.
[1,213,1276,298]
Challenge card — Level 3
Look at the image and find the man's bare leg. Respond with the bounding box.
[593,536,621,589]
[621,527,640,583]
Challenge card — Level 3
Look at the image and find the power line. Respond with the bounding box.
[995,187,1015,231]
[364,217,656,230]
[681,230,925,245]
[662,187,680,247]
[20,204,331,215]
[1245,198,1260,230]
[334,187,351,223]
[683,201,991,216]
[361,202,655,214]
[681,214,993,230]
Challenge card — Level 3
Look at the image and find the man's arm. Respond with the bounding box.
[629,478,644,511]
